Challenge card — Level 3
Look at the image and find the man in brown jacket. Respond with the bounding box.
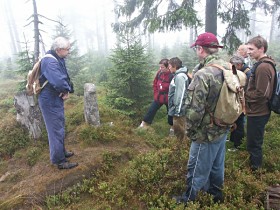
[245,35,276,171]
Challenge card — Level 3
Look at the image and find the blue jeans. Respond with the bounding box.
[143,100,173,126]
[247,114,270,170]
[183,133,227,202]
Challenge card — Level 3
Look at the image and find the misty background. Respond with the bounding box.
[1,0,190,59]
[1,0,278,61]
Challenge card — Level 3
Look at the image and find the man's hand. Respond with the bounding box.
[59,92,70,100]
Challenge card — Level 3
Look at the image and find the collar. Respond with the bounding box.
[202,54,220,66]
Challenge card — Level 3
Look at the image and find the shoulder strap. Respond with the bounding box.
[157,70,172,83]
[40,54,58,90]
[260,61,277,101]
[43,54,58,61]
[261,60,276,68]
[243,67,251,74]
[253,60,276,74]
[207,63,232,72]
[157,70,162,80]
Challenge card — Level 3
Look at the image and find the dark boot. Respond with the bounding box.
[65,151,74,158]
[57,162,78,169]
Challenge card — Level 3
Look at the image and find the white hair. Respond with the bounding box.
[51,37,70,51]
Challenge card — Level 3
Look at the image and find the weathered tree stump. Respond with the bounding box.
[14,91,44,139]
[84,83,100,126]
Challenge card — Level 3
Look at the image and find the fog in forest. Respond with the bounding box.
[0,0,191,59]
[0,0,277,60]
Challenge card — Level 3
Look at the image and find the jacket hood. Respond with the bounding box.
[175,66,188,75]
[259,56,276,65]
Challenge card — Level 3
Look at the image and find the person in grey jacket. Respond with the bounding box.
[168,57,190,140]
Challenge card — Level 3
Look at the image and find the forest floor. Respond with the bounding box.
[0,126,151,209]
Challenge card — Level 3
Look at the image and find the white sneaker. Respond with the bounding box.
[138,121,149,129]
[228,148,238,152]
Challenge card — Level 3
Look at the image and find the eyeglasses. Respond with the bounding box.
[192,46,200,52]
[61,47,71,51]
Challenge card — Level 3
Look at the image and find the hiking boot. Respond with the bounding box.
[65,151,74,158]
[57,162,78,170]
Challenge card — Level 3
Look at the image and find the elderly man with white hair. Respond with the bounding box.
[38,37,78,170]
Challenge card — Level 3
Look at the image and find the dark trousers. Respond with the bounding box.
[230,113,245,147]
[143,100,173,126]
[247,114,270,170]
[39,90,67,164]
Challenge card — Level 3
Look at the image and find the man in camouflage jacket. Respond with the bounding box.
[175,32,230,204]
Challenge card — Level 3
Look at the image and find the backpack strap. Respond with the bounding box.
[264,61,277,102]
[243,67,251,75]
[40,54,58,91]
[207,63,231,72]
[254,60,277,101]
[157,70,173,83]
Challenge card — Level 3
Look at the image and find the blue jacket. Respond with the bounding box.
[39,50,72,94]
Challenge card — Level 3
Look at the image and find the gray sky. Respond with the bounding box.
[1,0,116,57]
[0,0,273,59]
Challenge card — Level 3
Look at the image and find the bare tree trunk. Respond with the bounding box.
[269,11,276,42]
[32,0,40,63]
[95,15,103,54]
[250,11,256,38]
[189,27,194,45]
[114,0,120,45]
[3,0,21,55]
[14,92,45,140]
[205,0,217,35]
[102,5,108,55]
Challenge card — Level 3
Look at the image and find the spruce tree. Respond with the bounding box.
[107,32,153,118]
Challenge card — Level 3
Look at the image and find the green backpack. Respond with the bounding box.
[208,63,247,127]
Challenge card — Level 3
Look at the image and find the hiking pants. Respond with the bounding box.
[247,114,270,170]
[230,113,245,147]
[143,100,173,126]
[39,89,67,164]
[183,133,227,202]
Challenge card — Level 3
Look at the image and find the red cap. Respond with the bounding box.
[191,32,223,48]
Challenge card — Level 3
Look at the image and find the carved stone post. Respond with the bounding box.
[14,91,44,140]
[84,83,100,126]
